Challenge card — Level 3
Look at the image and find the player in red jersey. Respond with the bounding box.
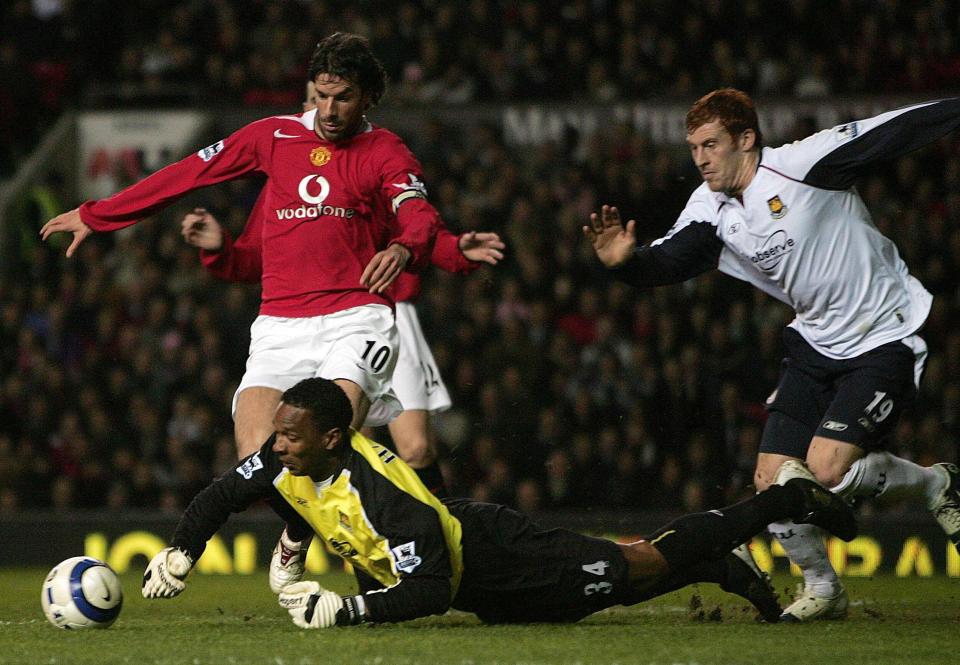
[40,33,458,591]
[180,82,504,499]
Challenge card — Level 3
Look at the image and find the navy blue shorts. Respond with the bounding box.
[760,328,923,458]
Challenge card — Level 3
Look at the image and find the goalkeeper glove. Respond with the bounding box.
[278,581,367,628]
[142,547,194,598]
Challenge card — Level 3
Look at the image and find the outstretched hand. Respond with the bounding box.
[583,205,637,268]
[40,208,92,258]
[360,243,412,293]
[459,231,505,265]
[180,208,224,251]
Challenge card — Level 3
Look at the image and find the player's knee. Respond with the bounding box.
[620,541,669,580]
[753,467,773,491]
[806,457,849,489]
[396,437,434,468]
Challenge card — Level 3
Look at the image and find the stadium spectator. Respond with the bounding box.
[140,377,859,627]
[585,88,960,621]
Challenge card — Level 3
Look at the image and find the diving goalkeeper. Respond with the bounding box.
[142,378,856,627]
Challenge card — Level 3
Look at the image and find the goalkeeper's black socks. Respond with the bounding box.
[415,462,448,499]
[645,484,802,571]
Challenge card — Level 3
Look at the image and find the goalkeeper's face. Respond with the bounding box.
[272,403,340,480]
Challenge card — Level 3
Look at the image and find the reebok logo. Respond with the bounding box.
[822,420,849,432]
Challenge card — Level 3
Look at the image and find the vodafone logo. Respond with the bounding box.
[298,175,331,205]
[276,175,356,221]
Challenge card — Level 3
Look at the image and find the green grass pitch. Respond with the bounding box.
[2,568,957,665]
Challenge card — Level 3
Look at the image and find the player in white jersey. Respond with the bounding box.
[585,88,960,621]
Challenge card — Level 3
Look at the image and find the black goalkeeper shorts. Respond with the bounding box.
[445,499,632,623]
[760,327,923,457]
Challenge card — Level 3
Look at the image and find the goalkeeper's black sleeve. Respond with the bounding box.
[171,440,281,561]
[358,575,451,623]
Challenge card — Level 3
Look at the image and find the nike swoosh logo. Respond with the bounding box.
[274,129,301,139]
[103,588,112,601]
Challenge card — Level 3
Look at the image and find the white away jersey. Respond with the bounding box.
[614,98,960,359]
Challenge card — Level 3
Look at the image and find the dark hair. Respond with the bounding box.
[308,32,387,106]
[685,88,763,147]
[281,378,353,435]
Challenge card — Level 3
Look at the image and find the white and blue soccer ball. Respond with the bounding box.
[41,556,123,629]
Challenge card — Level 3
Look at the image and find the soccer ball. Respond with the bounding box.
[41,556,123,629]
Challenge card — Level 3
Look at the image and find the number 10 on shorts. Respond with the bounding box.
[361,340,391,372]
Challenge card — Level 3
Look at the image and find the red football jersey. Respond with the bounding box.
[79,109,442,317]
[201,187,479,302]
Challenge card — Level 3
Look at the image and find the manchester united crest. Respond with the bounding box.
[310,146,332,167]
[767,195,788,219]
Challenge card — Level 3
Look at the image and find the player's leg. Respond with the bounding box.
[383,302,450,496]
[806,335,957,548]
[388,409,446,496]
[237,315,329,593]
[333,378,372,429]
[758,333,847,621]
[756,441,847,621]
[234,386,282,457]
[615,478,854,622]
[620,541,782,623]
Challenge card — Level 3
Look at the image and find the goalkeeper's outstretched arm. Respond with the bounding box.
[142,441,282,598]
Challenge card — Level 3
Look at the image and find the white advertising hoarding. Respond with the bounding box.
[78,111,207,200]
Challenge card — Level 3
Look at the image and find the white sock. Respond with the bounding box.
[768,520,840,597]
[832,451,946,506]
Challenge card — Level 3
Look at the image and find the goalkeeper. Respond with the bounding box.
[143,378,855,627]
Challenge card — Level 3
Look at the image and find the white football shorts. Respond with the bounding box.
[233,304,401,422]
[364,301,451,426]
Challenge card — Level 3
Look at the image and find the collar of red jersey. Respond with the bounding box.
[276,109,374,138]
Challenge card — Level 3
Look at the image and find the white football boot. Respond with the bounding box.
[780,584,849,622]
[929,463,960,550]
[269,528,313,594]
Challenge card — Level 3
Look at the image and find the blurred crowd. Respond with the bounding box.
[3,0,960,175]
[3,111,959,517]
[2,0,960,516]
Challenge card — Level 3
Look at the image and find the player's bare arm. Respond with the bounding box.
[40,208,92,258]
[583,204,636,268]
[181,208,224,251]
[459,231,505,265]
[360,242,412,294]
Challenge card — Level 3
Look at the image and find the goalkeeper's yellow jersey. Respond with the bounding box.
[272,430,464,596]
[172,430,464,623]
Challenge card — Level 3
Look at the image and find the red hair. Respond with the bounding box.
[686,88,762,146]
